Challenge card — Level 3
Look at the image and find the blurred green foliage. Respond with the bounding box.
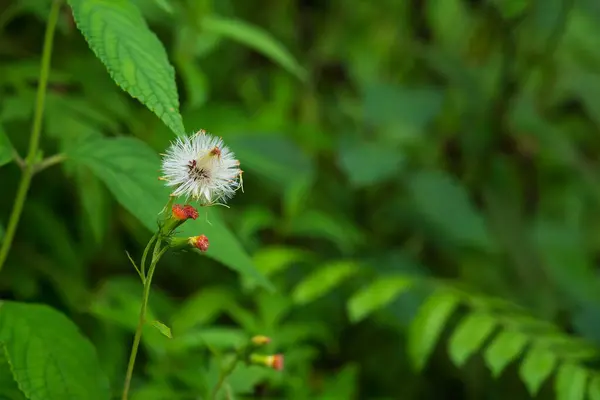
[2,0,600,399]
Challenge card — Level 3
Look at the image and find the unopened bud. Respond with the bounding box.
[168,234,209,252]
[189,235,209,252]
[249,353,284,371]
[162,204,199,234]
[251,335,271,347]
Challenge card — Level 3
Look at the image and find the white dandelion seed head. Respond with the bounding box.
[160,130,242,205]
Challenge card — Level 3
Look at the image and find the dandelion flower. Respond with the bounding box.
[160,130,242,205]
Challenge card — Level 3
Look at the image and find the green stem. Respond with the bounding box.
[121,238,167,400]
[0,0,61,272]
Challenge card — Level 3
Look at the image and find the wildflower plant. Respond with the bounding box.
[121,130,249,399]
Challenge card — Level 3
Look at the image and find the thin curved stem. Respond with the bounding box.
[211,355,240,400]
[121,238,167,400]
[140,233,158,280]
[0,0,62,272]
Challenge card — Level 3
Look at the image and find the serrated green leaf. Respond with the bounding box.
[448,312,497,367]
[519,344,557,396]
[151,320,173,338]
[68,0,185,135]
[68,136,272,291]
[484,329,528,377]
[0,124,13,167]
[408,290,461,370]
[555,363,587,400]
[0,347,26,400]
[202,15,306,81]
[293,261,359,305]
[347,275,414,323]
[0,301,110,400]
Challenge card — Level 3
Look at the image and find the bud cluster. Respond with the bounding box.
[161,204,209,253]
[244,335,284,371]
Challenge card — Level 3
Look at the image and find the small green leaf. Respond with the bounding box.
[68,136,272,290]
[0,301,110,400]
[202,15,306,80]
[347,275,414,323]
[227,135,313,190]
[0,124,13,167]
[492,0,529,18]
[252,246,310,277]
[410,170,492,249]
[484,329,529,377]
[448,312,497,367]
[519,344,557,396]
[338,139,403,187]
[171,287,235,334]
[68,0,185,135]
[292,261,359,305]
[408,290,461,370]
[555,363,587,400]
[153,0,173,14]
[151,320,173,339]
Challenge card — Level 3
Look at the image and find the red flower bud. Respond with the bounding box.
[249,353,284,371]
[163,204,199,234]
[266,354,284,371]
[189,235,209,252]
[172,204,188,220]
[182,205,199,220]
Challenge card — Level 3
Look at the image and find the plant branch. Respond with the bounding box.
[121,237,167,400]
[0,0,61,272]
[33,153,66,174]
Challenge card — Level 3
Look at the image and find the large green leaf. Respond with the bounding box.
[448,312,497,367]
[68,136,272,290]
[0,347,26,400]
[68,0,185,135]
[408,290,460,370]
[0,301,110,400]
[347,275,413,323]
[202,15,306,81]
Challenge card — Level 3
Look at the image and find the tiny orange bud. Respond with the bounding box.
[251,335,271,346]
[266,354,284,371]
[189,235,209,252]
[172,204,188,221]
[249,353,284,370]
